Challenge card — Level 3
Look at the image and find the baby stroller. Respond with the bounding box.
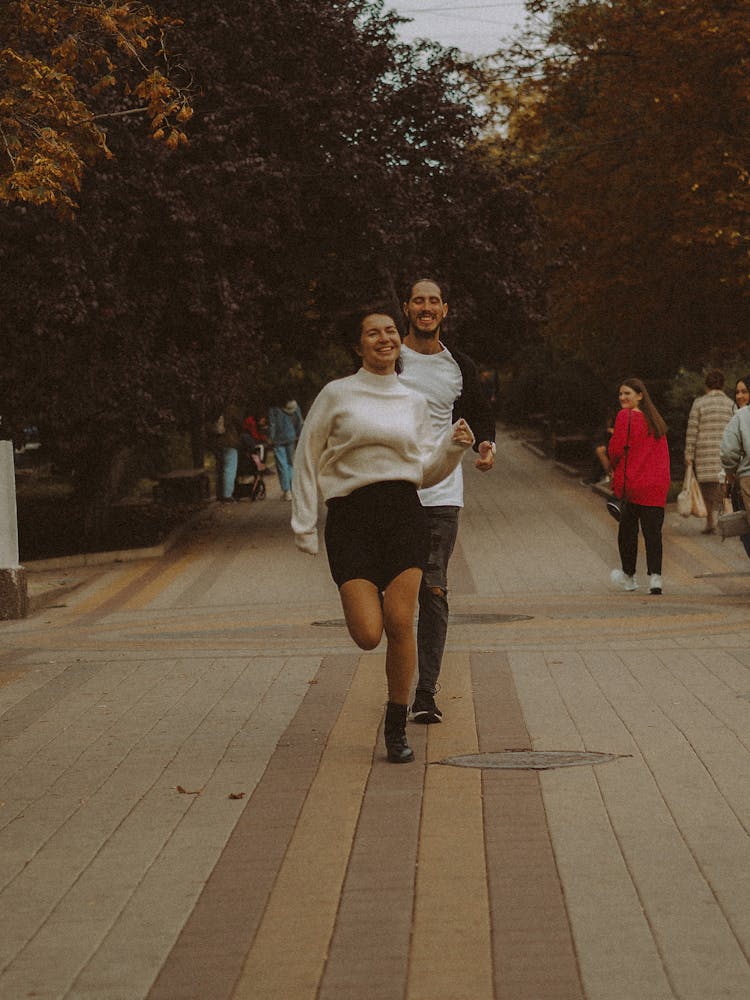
[234,434,267,501]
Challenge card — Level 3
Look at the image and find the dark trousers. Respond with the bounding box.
[416,506,460,696]
[731,480,750,559]
[618,502,664,577]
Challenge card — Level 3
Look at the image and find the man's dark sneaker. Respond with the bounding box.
[410,690,443,724]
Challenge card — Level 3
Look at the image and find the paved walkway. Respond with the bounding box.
[2,426,750,1000]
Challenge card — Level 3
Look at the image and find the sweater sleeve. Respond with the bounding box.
[451,350,495,451]
[417,402,475,489]
[721,411,744,474]
[684,399,699,462]
[290,390,332,553]
[608,409,629,468]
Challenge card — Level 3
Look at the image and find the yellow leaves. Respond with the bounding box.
[0,2,193,211]
[90,73,116,96]
[51,34,79,71]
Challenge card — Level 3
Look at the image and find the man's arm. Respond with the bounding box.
[451,349,496,470]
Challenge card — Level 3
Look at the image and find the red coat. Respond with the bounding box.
[608,408,670,507]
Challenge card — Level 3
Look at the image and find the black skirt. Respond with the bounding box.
[324,480,430,591]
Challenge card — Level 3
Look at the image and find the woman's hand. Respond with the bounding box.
[452,418,474,447]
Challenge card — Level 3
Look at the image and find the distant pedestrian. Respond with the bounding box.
[210,402,244,502]
[608,378,670,595]
[720,373,750,559]
[269,393,304,501]
[291,305,474,763]
[734,375,750,413]
[241,414,269,463]
[684,369,734,534]
[581,410,614,486]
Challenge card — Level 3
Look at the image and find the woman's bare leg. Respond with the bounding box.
[382,567,422,704]
[339,579,383,650]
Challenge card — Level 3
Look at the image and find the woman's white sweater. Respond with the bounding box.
[291,369,473,554]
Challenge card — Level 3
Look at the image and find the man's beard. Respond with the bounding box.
[410,321,441,339]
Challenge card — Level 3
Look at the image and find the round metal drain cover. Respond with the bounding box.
[447,613,533,624]
[312,612,532,627]
[440,750,623,770]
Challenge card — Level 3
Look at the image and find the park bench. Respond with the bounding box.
[153,468,210,504]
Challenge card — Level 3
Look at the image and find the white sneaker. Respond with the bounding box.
[610,568,638,591]
[281,490,292,501]
[649,574,662,595]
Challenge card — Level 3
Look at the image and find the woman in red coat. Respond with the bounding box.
[608,377,670,594]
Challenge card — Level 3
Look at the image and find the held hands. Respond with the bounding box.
[451,418,475,447]
[475,440,495,471]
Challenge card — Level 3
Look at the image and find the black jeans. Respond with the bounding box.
[617,502,664,577]
[416,506,460,696]
[731,480,750,559]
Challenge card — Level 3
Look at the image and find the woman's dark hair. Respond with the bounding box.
[621,377,667,438]
[735,375,750,398]
[344,305,404,374]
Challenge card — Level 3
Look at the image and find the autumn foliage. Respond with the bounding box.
[492,0,750,380]
[0,1,191,210]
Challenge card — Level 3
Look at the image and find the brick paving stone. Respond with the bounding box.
[1,428,750,999]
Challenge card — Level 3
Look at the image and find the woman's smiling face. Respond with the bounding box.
[735,381,749,408]
[357,313,401,374]
[618,384,643,409]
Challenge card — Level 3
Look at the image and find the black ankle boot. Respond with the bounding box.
[384,702,414,763]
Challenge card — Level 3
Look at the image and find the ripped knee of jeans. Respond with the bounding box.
[429,586,446,598]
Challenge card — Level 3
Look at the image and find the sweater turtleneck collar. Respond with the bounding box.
[355,367,400,388]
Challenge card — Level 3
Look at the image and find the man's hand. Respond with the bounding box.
[475,441,495,471]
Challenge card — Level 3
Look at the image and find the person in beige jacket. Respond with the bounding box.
[684,369,734,533]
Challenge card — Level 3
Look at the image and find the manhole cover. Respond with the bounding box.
[312,613,532,627]
[447,613,533,624]
[440,750,624,770]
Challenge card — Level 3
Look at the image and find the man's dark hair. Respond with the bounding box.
[704,368,725,390]
[402,276,448,304]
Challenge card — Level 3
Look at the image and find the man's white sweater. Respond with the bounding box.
[291,369,473,554]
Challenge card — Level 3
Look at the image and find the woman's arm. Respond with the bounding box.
[290,392,331,553]
[684,399,699,463]
[608,409,630,467]
[419,405,475,489]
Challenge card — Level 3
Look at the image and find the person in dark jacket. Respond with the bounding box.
[399,277,496,724]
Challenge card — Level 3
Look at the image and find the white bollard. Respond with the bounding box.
[0,440,28,619]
